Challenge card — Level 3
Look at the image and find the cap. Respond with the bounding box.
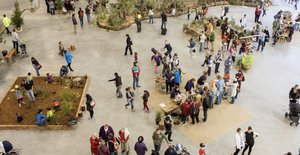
[15,85,19,89]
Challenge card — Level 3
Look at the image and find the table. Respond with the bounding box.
[160,101,180,114]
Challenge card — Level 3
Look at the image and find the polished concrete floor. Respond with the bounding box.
[0,0,300,154]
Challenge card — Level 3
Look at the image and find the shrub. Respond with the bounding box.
[56,0,63,10]
[108,9,123,28]
[61,100,73,116]
[242,54,254,70]
[11,0,24,28]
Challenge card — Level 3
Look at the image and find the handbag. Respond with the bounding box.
[90,100,96,107]
[37,64,42,70]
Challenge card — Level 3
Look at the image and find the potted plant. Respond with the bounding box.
[155,111,162,125]
[55,0,63,14]
[29,0,35,13]
[241,54,254,70]
[11,0,24,31]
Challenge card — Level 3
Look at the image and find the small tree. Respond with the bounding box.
[11,0,24,29]
[56,0,63,10]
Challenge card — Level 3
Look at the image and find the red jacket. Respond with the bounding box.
[119,130,129,142]
[181,102,191,116]
[90,137,100,154]
[199,148,206,155]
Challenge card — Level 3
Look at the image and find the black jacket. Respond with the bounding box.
[126,37,132,46]
[161,13,167,22]
[245,131,255,145]
[109,76,122,87]
[21,80,33,90]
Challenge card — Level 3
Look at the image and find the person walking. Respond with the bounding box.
[124,34,133,56]
[148,8,154,24]
[12,29,20,53]
[108,73,123,98]
[86,94,95,119]
[161,11,167,29]
[64,49,74,71]
[233,128,245,155]
[215,75,224,105]
[31,57,42,76]
[152,128,168,154]
[90,133,100,155]
[132,62,141,90]
[164,115,173,141]
[214,50,222,74]
[48,0,55,15]
[125,87,135,112]
[134,136,148,155]
[2,14,11,35]
[78,8,84,28]
[242,126,259,155]
[142,90,150,112]
[21,79,35,108]
[254,6,261,23]
[257,30,266,51]
[85,5,91,23]
[119,128,130,154]
[164,40,173,59]
[72,14,78,34]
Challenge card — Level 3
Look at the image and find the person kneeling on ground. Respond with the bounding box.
[35,109,47,126]
[47,107,54,122]
[16,113,24,123]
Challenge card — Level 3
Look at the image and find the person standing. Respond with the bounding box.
[21,79,35,108]
[184,78,195,92]
[257,30,266,51]
[210,31,216,52]
[240,14,247,30]
[254,6,261,23]
[203,55,213,76]
[108,73,123,98]
[125,87,135,112]
[199,143,206,155]
[242,126,259,155]
[45,0,50,13]
[134,136,148,155]
[180,99,191,125]
[97,141,109,155]
[86,94,95,119]
[233,128,245,155]
[2,14,11,35]
[215,75,224,105]
[164,40,173,59]
[132,62,141,89]
[119,128,130,154]
[31,57,42,76]
[58,41,64,56]
[224,56,232,75]
[107,133,119,155]
[199,31,207,53]
[64,49,74,71]
[214,50,222,74]
[161,11,167,30]
[164,69,174,94]
[164,115,173,141]
[190,100,200,124]
[152,128,168,154]
[148,8,154,24]
[85,5,91,23]
[230,79,239,104]
[187,8,191,20]
[188,38,196,58]
[90,133,100,155]
[99,124,114,144]
[202,86,210,122]
[48,0,55,15]
[142,90,150,112]
[12,29,20,53]
[124,34,133,56]
[78,8,84,28]
[135,14,142,32]
[72,14,78,34]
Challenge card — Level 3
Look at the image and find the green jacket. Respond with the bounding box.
[3,17,11,28]
[152,131,168,145]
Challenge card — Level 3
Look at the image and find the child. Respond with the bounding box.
[15,85,24,107]
[27,72,33,82]
[46,73,53,84]
[16,113,24,123]
[134,52,138,62]
[47,107,54,122]
[53,100,60,110]
[142,90,150,112]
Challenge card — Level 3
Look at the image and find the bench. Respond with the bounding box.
[5,49,16,63]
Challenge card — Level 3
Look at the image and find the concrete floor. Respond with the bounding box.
[0,0,300,154]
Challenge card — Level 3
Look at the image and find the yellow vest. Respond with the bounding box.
[3,17,11,28]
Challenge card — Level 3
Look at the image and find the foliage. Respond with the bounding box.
[155,111,162,122]
[34,87,49,100]
[108,8,123,28]
[228,0,240,5]
[61,89,79,103]
[144,0,159,10]
[94,6,107,22]
[11,0,24,28]
[242,54,254,69]
[117,0,138,19]
[61,99,73,116]
[56,0,63,10]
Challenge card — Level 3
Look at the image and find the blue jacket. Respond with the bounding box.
[217,79,224,92]
[65,51,73,64]
[184,79,194,91]
[174,70,181,84]
[35,113,46,125]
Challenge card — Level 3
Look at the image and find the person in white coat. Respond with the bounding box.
[233,128,245,155]
[230,78,239,104]
[240,14,247,30]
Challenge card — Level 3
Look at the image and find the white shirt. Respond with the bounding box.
[148,9,154,16]
[235,132,245,149]
[199,34,206,43]
[171,8,176,16]
[241,17,247,27]
[12,32,19,42]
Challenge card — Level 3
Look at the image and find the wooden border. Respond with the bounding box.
[0,76,90,130]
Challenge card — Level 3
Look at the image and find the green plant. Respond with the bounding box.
[34,87,49,100]
[108,8,123,28]
[56,0,63,10]
[11,0,24,28]
[61,100,73,116]
[0,28,3,43]
[61,89,73,102]
[155,111,162,122]
[242,54,254,70]
[117,0,137,19]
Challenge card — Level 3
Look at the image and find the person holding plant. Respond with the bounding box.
[11,29,20,53]
[35,109,47,126]
[2,14,11,35]
[31,57,42,76]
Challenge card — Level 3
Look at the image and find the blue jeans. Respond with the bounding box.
[133,76,139,89]
[257,40,265,51]
[216,91,223,104]
[231,96,236,103]
[294,23,300,30]
[36,118,46,126]
[26,89,35,103]
[161,21,166,29]
[149,15,154,24]
[181,115,187,124]
[79,17,83,28]
[199,42,205,52]
[86,14,91,23]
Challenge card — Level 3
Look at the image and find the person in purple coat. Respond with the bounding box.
[99,124,114,144]
[134,136,148,155]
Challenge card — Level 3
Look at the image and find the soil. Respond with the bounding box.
[0,76,87,126]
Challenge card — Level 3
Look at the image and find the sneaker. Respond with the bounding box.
[137,85,141,88]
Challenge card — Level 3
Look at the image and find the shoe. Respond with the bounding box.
[182,123,186,126]
[168,139,173,142]
[137,85,141,87]
[70,69,74,72]
[124,54,127,56]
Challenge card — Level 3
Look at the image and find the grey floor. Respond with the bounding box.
[0,0,300,155]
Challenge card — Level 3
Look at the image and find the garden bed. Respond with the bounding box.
[0,76,90,130]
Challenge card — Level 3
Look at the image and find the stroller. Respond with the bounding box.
[285,100,300,126]
[19,41,27,55]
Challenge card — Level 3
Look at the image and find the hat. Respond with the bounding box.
[137,14,142,19]
[200,143,205,147]
[15,85,19,89]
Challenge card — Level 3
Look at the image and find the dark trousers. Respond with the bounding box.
[88,109,94,118]
[125,45,132,55]
[233,148,241,155]
[207,67,211,76]
[164,130,172,140]
[154,144,161,153]
[143,101,149,111]
[137,22,141,32]
[272,37,278,45]
[203,110,207,122]
[254,15,260,23]
[215,63,220,74]
[166,81,173,93]
[232,56,236,63]
[50,8,55,15]
[187,14,190,20]
[191,113,199,124]
[242,143,254,155]
[13,41,19,53]
[5,27,11,35]
[79,18,83,28]
[162,64,169,74]
[257,40,265,51]
[67,63,74,71]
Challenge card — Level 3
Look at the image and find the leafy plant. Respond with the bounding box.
[61,89,74,102]
[108,8,123,28]
[0,27,3,43]
[56,0,63,10]
[34,87,49,100]
[242,54,254,70]
[155,111,162,123]
[117,0,137,19]
[11,0,24,28]
[61,99,73,116]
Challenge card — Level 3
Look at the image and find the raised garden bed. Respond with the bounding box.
[0,76,90,130]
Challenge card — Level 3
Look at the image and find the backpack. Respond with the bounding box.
[240,18,242,23]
